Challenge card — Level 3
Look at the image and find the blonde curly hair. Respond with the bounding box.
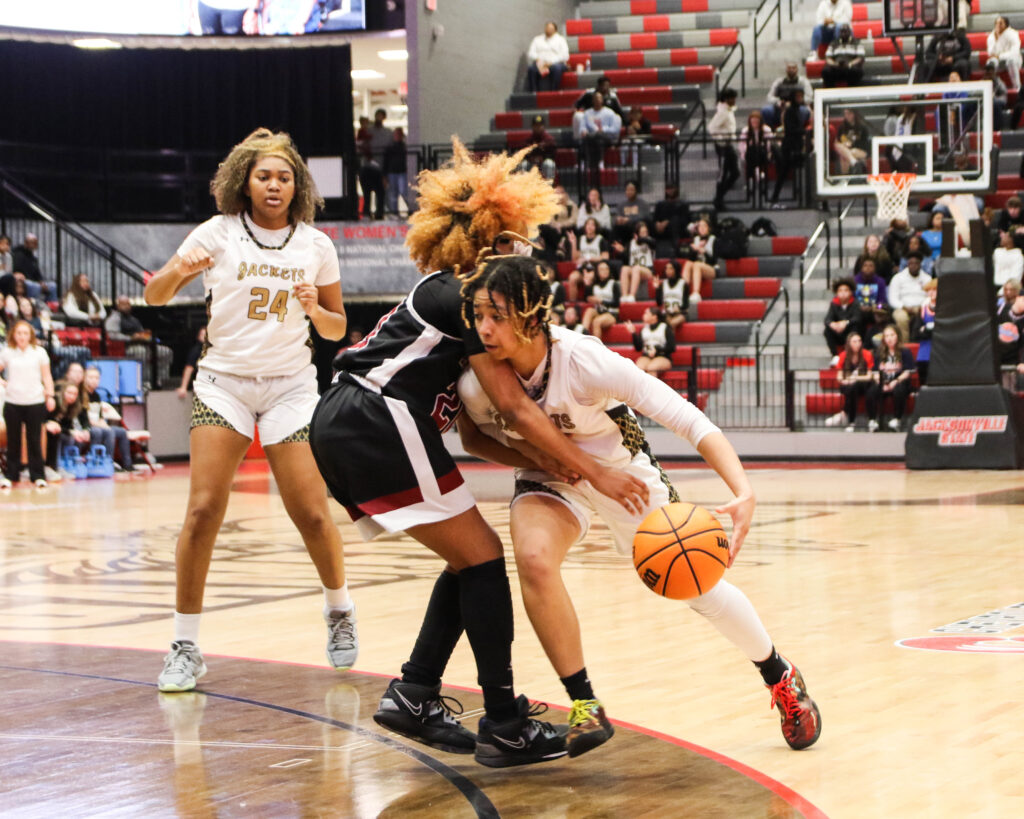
[405,138,560,274]
[210,128,323,224]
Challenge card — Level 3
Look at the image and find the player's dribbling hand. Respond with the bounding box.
[293,282,319,316]
[590,468,649,516]
[178,248,214,277]
[715,493,755,567]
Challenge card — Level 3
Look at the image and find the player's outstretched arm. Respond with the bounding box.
[144,250,212,306]
[456,412,537,470]
[696,431,755,566]
[469,351,649,514]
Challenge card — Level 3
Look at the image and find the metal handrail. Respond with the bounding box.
[716,41,746,98]
[752,0,782,79]
[834,197,858,278]
[754,285,790,406]
[798,217,832,333]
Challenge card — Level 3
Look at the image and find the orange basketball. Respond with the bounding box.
[633,503,730,599]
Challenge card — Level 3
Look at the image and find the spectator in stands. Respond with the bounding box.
[762,61,813,129]
[612,180,651,247]
[681,218,717,304]
[832,108,870,175]
[63,273,106,325]
[998,278,1021,314]
[710,87,740,212]
[383,127,415,216]
[177,326,206,399]
[911,279,937,385]
[855,234,894,282]
[44,381,90,480]
[996,196,1024,249]
[573,217,610,268]
[920,212,945,260]
[883,218,913,264]
[526,21,570,93]
[581,259,620,341]
[994,230,1024,289]
[901,235,932,275]
[655,260,687,330]
[987,16,1021,93]
[562,303,586,334]
[627,307,675,375]
[825,331,874,430]
[519,116,557,181]
[624,106,652,137]
[62,361,85,390]
[810,0,852,59]
[574,76,624,123]
[0,320,55,489]
[997,284,1024,387]
[888,251,931,345]
[541,263,567,318]
[925,28,971,84]
[824,277,862,356]
[0,235,11,278]
[652,183,691,258]
[551,185,579,235]
[866,324,915,432]
[855,258,890,343]
[105,294,172,388]
[578,92,622,188]
[12,293,48,343]
[576,187,612,232]
[740,111,773,200]
[769,88,809,207]
[11,234,46,295]
[83,365,133,471]
[357,109,389,220]
[620,221,656,303]
[822,25,865,89]
[982,59,1009,130]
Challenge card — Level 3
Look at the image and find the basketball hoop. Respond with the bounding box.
[867,173,916,223]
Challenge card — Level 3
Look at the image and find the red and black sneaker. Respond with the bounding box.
[767,662,821,750]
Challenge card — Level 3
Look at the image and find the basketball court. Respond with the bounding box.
[2,462,1023,817]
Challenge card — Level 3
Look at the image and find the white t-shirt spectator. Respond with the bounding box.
[527,31,570,66]
[815,0,852,25]
[0,344,49,405]
[888,267,933,310]
[994,246,1024,287]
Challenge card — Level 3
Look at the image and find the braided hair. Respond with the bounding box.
[460,250,553,346]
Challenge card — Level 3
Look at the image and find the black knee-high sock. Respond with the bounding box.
[401,570,463,688]
[459,558,518,721]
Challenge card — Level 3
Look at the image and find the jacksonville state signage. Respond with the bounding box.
[911,414,1007,446]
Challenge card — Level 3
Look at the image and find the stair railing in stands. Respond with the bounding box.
[0,169,150,303]
[753,285,791,412]
[715,41,746,98]
[752,0,782,79]
[798,216,831,333]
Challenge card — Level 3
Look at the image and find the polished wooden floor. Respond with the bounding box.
[2,462,1023,818]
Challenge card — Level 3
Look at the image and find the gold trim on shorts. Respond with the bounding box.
[277,425,310,444]
[607,405,681,503]
[190,395,235,432]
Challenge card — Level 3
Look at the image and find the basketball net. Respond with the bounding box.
[867,173,916,223]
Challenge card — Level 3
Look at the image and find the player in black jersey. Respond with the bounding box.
[310,141,648,767]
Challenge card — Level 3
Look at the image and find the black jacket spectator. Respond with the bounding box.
[925,29,971,83]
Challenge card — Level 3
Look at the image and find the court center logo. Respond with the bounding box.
[897,602,1024,653]
[911,415,1007,446]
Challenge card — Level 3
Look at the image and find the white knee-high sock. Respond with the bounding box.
[686,580,773,662]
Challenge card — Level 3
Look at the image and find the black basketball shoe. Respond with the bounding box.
[474,695,568,768]
[373,679,477,754]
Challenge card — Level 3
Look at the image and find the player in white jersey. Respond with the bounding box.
[144,128,357,692]
[456,253,821,756]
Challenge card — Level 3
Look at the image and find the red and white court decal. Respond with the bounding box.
[911,415,1007,446]
[897,636,1024,653]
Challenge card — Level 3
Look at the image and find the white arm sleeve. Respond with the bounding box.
[568,339,720,448]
